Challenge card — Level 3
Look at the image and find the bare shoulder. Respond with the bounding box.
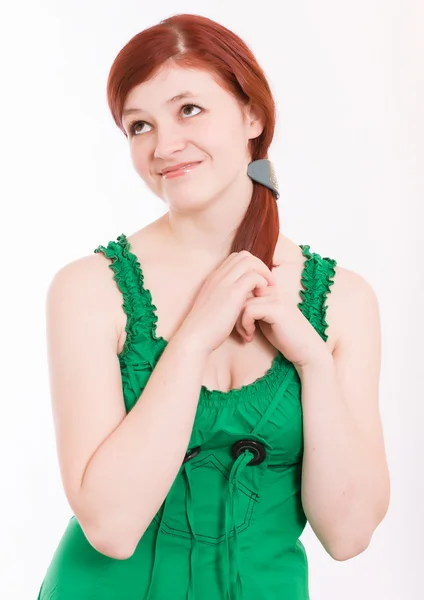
[47,251,126,355]
[49,251,117,295]
[325,264,380,352]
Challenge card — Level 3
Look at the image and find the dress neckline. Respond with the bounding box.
[117,233,312,404]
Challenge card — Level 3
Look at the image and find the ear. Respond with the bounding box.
[244,102,265,140]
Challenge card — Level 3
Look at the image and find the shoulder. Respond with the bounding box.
[47,248,120,301]
[46,248,125,353]
[329,265,379,318]
[325,265,380,352]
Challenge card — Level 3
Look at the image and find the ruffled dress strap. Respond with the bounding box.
[93,233,159,368]
[298,245,337,342]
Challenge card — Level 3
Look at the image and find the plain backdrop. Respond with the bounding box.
[1,0,422,598]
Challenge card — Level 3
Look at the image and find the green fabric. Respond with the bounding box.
[37,233,337,599]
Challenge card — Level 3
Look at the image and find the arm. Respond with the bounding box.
[297,269,390,561]
[47,256,208,560]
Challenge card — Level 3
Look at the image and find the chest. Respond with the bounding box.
[116,258,339,394]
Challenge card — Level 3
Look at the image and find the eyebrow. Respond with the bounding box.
[122,91,198,117]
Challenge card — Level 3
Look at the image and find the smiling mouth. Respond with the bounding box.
[162,162,203,178]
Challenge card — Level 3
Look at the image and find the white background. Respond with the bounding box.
[1,0,422,598]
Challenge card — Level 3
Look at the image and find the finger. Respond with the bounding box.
[236,272,269,299]
[229,251,276,287]
[217,251,276,290]
[236,321,254,341]
[241,298,271,332]
[236,305,255,340]
[241,307,258,336]
[253,285,274,297]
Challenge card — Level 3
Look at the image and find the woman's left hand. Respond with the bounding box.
[235,281,331,369]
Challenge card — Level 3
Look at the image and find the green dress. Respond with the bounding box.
[37,233,337,600]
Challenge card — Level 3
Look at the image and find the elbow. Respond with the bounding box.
[328,536,371,562]
[71,494,147,560]
[325,500,389,562]
[83,524,136,560]
[94,539,135,561]
[330,507,390,561]
[73,503,139,560]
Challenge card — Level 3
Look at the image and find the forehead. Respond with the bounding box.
[123,64,230,111]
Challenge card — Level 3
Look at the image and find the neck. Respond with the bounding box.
[162,171,255,265]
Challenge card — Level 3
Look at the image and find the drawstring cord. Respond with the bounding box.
[223,367,296,600]
[145,367,297,600]
[224,449,253,600]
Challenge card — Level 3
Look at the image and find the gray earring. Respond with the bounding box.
[247,159,280,200]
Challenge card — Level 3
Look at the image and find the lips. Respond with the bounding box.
[161,161,202,175]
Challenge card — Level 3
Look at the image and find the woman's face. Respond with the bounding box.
[121,63,263,210]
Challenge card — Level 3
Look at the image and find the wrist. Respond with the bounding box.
[171,324,212,358]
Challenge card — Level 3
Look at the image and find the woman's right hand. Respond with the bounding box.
[178,250,276,354]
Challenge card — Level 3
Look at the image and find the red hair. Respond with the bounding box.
[107,13,279,269]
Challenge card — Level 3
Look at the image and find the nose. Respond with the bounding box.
[153,125,186,160]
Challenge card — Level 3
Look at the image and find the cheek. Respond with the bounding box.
[130,146,151,179]
[130,145,143,171]
[213,114,246,154]
[129,146,161,195]
[206,126,249,172]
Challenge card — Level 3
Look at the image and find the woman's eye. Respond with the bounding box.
[130,121,151,136]
[181,103,202,118]
[129,104,202,137]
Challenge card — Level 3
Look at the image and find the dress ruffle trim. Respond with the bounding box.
[93,235,337,407]
[94,233,161,366]
[298,245,337,342]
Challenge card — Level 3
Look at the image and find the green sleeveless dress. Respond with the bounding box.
[37,233,337,600]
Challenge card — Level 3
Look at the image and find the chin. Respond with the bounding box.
[163,188,215,210]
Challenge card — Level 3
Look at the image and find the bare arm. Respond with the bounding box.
[298,270,389,560]
[47,256,209,560]
[79,329,207,559]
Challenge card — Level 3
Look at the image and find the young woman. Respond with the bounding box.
[37,13,390,600]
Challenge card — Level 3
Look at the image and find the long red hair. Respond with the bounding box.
[107,13,279,269]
